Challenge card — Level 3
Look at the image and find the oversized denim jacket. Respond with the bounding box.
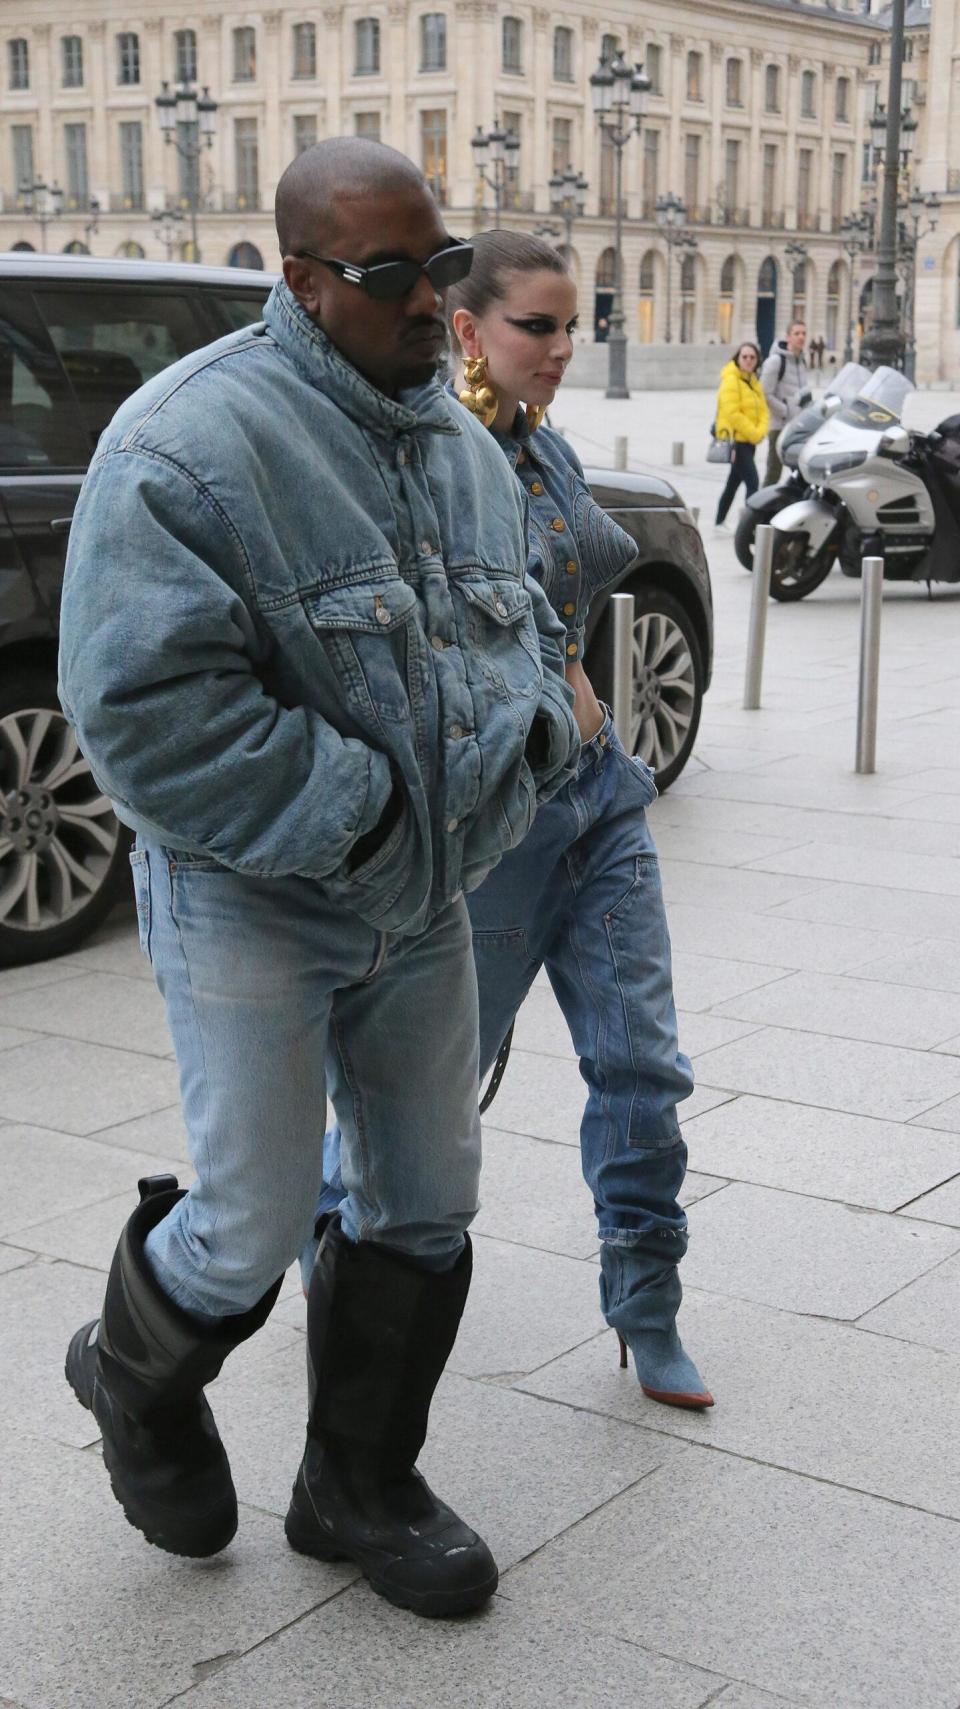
[490,411,639,662]
[58,282,579,936]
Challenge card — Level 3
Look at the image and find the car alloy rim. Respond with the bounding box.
[629,612,696,771]
[0,706,119,933]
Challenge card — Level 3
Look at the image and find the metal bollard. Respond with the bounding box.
[855,556,884,774]
[672,442,685,466]
[743,524,774,709]
[611,591,635,742]
[691,506,700,526]
[614,435,628,471]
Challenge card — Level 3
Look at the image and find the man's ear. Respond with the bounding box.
[451,306,481,360]
[283,255,322,318]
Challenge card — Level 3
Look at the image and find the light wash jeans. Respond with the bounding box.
[129,840,482,1317]
[310,709,694,1279]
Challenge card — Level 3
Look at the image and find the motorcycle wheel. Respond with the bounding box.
[769,534,836,602]
[734,509,759,572]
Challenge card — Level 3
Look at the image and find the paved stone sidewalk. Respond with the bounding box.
[2,419,960,1707]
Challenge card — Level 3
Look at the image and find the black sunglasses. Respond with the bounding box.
[296,236,473,301]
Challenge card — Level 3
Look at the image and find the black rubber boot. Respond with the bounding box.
[65,1175,281,1558]
[284,1221,498,1618]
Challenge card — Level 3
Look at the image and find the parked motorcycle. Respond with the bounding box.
[737,367,960,601]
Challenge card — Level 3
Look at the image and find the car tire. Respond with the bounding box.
[607,585,704,792]
[0,668,131,967]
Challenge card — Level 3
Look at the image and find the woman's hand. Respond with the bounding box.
[565,659,605,742]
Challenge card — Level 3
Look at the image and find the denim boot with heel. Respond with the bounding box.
[601,1242,713,1410]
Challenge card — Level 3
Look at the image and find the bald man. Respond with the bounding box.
[59,139,578,1617]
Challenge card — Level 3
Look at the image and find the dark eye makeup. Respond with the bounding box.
[504,315,579,338]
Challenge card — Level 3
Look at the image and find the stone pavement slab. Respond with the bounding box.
[899,1173,960,1225]
[669,951,791,1012]
[0,1259,120,1449]
[711,968,960,1050]
[0,969,173,1057]
[745,838,960,899]
[856,937,960,994]
[502,1449,960,1709]
[856,1250,960,1356]
[684,1095,960,1211]
[473,1126,597,1258]
[662,901,918,975]
[0,1034,179,1134]
[690,1024,960,1120]
[85,1101,191,1162]
[447,1235,602,1379]
[774,877,960,943]
[0,1123,181,1240]
[518,1288,960,1518]
[909,1091,960,1133]
[681,1181,960,1318]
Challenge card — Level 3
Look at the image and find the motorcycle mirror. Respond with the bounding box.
[822,396,843,418]
[878,426,910,457]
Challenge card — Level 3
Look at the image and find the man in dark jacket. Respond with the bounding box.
[760,319,810,484]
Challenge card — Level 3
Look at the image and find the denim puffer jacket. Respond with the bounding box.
[58,282,580,936]
[490,410,639,662]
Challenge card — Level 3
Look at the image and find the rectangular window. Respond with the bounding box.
[645,42,662,96]
[232,27,256,82]
[642,128,659,216]
[61,36,84,88]
[835,76,849,123]
[683,132,701,214]
[801,69,816,119]
[723,138,740,216]
[235,117,259,207]
[551,117,572,177]
[8,37,29,90]
[686,51,702,102]
[12,125,34,196]
[420,13,446,72]
[762,143,778,223]
[553,26,573,82]
[293,113,318,154]
[355,111,382,139]
[502,109,521,202]
[764,63,780,113]
[119,121,144,209]
[64,123,89,209]
[601,33,619,63]
[502,16,523,74]
[725,58,742,107]
[831,151,846,225]
[292,22,316,78]
[117,32,140,85]
[354,18,380,75]
[797,147,813,226]
[420,108,447,203]
[174,29,197,84]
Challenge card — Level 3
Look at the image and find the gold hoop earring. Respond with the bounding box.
[525,403,546,432]
[458,355,499,429]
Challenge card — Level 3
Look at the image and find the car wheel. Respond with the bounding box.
[616,587,704,791]
[0,670,131,967]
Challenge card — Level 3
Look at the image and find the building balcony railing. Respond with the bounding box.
[762,210,786,229]
[222,190,261,212]
[62,191,92,212]
[796,211,818,232]
[503,188,534,212]
[714,206,751,228]
[947,168,960,193]
[109,191,145,212]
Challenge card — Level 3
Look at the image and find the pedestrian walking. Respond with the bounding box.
[713,341,769,531]
[57,139,580,1618]
[308,231,712,1410]
[760,319,810,485]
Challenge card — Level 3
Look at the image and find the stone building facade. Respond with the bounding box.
[1,0,894,360]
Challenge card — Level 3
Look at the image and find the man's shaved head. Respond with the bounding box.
[276,136,427,258]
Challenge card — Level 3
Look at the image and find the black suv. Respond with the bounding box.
[0,252,712,966]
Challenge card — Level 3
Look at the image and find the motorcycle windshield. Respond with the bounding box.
[826,363,872,403]
[858,367,915,416]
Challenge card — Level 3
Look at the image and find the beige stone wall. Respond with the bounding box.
[1,0,887,358]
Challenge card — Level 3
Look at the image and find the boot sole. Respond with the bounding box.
[284,1514,498,1618]
[65,1327,237,1559]
[641,1383,715,1410]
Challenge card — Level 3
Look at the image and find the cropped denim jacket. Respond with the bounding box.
[58,282,579,936]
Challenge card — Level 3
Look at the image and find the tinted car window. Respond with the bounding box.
[0,290,89,473]
[36,288,209,446]
[213,291,272,331]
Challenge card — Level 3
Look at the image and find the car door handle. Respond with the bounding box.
[50,517,74,534]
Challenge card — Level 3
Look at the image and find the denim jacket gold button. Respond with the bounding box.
[59,282,579,936]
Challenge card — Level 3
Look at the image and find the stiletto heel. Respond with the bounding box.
[617,1332,628,1371]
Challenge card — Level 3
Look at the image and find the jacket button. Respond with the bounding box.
[495,599,508,617]
[516,451,526,465]
[551,518,565,532]
[530,481,543,495]
[431,635,445,650]
[446,818,459,834]
[420,540,435,555]
[566,560,577,574]
[563,602,575,616]
[375,607,391,626]
[566,642,578,657]
[449,723,464,739]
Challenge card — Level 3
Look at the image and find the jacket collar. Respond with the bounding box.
[263,281,461,440]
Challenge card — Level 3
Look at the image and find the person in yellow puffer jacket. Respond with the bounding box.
[713,341,769,530]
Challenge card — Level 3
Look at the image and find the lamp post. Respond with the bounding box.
[655,192,697,345]
[548,165,589,255]
[471,121,521,229]
[899,188,940,381]
[83,196,101,249]
[155,80,218,262]
[150,202,187,260]
[17,179,63,251]
[839,212,870,360]
[784,238,808,321]
[860,0,908,369]
[590,48,650,400]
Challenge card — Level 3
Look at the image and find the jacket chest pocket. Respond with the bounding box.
[456,577,541,701]
[302,579,420,725]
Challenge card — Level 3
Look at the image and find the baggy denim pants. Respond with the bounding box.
[469,709,694,1263]
[129,840,482,1317]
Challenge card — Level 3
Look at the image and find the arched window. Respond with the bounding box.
[553,25,573,82]
[601,33,619,64]
[792,260,807,322]
[680,254,696,343]
[420,13,447,71]
[502,16,523,73]
[638,250,656,344]
[757,255,779,354]
[758,256,777,295]
[718,255,737,342]
[596,247,616,287]
[116,240,145,258]
[62,239,89,254]
[228,240,265,269]
[835,76,850,123]
[687,51,703,102]
[595,246,616,341]
[764,63,781,113]
[10,239,35,251]
[826,259,843,351]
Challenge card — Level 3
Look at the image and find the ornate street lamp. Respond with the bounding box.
[548,165,589,255]
[899,188,940,380]
[18,179,63,252]
[155,80,218,262]
[784,238,808,321]
[150,201,187,261]
[861,0,910,370]
[590,47,650,399]
[839,212,871,361]
[655,192,697,346]
[471,120,521,229]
